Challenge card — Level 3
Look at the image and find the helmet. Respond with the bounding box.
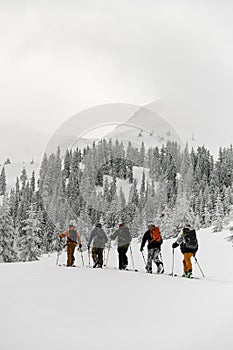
[147,221,154,229]
[69,219,76,228]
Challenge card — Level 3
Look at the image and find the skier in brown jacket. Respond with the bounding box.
[59,224,82,266]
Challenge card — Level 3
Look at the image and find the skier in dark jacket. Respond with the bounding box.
[172,224,198,278]
[110,223,132,270]
[140,224,164,274]
[88,223,108,268]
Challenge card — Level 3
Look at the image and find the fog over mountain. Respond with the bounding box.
[0,123,49,164]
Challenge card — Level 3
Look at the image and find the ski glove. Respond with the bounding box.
[140,247,144,252]
[79,243,82,249]
[172,242,179,249]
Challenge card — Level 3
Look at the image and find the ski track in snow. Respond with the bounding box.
[0,227,233,350]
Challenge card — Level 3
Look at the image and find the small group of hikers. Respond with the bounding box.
[59,221,198,278]
[59,222,132,270]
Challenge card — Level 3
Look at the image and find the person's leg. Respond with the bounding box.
[92,247,98,267]
[117,247,124,269]
[122,245,129,268]
[97,248,104,267]
[184,252,194,277]
[146,248,154,273]
[152,248,164,273]
[67,244,73,266]
[71,243,76,266]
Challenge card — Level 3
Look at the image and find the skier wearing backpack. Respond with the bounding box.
[140,223,164,274]
[172,224,198,278]
[110,223,132,270]
[59,223,82,267]
[88,223,108,268]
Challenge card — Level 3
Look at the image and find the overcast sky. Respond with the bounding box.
[1,0,233,155]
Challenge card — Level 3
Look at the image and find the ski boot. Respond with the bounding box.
[186,270,193,278]
[157,263,164,274]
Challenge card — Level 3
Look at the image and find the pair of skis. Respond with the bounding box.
[171,248,205,278]
[56,246,84,267]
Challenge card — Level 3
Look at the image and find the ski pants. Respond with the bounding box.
[92,247,104,267]
[183,252,194,272]
[146,247,162,272]
[117,244,129,269]
[67,243,76,266]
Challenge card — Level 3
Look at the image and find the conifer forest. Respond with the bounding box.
[0,139,232,262]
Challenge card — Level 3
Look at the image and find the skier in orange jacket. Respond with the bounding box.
[59,224,82,266]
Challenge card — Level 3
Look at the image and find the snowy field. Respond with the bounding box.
[1,227,233,350]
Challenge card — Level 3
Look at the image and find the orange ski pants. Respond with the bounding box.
[183,252,194,272]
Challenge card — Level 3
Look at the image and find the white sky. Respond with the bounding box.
[1,0,233,154]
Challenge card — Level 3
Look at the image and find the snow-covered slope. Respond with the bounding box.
[104,103,184,150]
[97,167,157,201]
[1,227,233,350]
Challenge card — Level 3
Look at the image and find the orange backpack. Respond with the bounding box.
[150,226,162,242]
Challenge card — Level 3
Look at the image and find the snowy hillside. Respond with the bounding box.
[97,167,157,200]
[104,103,184,150]
[1,227,233,350]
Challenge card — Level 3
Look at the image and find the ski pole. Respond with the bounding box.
[171,248,175,277]
[194,256,205,278]
[104,245,111,267]
[159,251,164,264]
[56,243,66,265]
[88,248,91,268]
[79,248,85,267]
[56,249,61,265]
[141,250,146,265]
[129,244,138,272]
[103,248,106,265]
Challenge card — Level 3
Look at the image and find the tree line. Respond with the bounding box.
[0,139,232,262]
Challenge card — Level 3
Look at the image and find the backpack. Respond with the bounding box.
[150,226,162,243]
[68,229,77,243]
[95,228,106,242]
[119,226,131,245]
[183,228,198,250]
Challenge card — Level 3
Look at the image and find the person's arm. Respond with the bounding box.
[126,227,132,242]
[172,230,183,248]
[140,232,148,251]
[110,229,118,240]
[77,232,82,246]
[59,230,69,238]
[88,230,94,248]
[103,230,108,243]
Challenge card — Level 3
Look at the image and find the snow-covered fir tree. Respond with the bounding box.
[0,167,6,195]
[0,197,17,262]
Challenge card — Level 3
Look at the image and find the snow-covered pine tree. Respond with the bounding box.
[139,142,146,167]
[18,205,42,262]
[212,193,225,232]
[139,170,146,210]
[0,197,17,262]
[0,167,6,195]
[20,167,27,191]
[160,204,174,238]
[171,193,195,230]
[117,187,126,216]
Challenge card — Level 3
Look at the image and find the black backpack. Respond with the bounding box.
[183,228,198,250]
